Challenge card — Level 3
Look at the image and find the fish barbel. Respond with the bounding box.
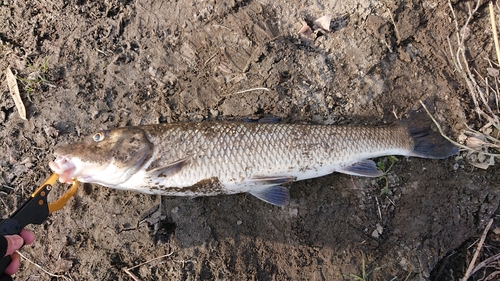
[49,120,457,206]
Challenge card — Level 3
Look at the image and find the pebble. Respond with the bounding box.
[210,109,219,117]
[372,223,384,238]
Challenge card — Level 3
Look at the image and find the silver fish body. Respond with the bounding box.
[49,121,457,206]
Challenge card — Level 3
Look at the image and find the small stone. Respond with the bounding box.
[376,223,383,234]
[372,223,384,238]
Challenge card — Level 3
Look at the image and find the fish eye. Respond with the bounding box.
[92,132,105,142]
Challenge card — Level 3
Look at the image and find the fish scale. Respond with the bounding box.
[49,121,458,206]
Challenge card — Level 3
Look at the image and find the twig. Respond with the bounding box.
[490,2,500,67]
[122,250,175,280]
[403,270,413,281]
[470,252,500,276]
[387,197,396,207]
[392,105,401,120]
[16,251,73,281]
[0,195,9,214]
[461,218,494,281]
[212,24,232,31]
[234,87,270,95]
[485,270,500,280]
[350,176,358,189]
[387,8,401,44]
[96,49,110,56]
[204,52,218,66]
[122,269,141,281]
[2,185,14,190]
[375,196,382,221]
[126,252,174,271]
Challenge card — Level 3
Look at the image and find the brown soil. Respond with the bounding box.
[1,0,499,280]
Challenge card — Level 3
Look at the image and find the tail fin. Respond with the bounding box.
[400,110,458,159]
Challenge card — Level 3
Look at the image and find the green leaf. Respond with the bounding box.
[376,161,385,171]
[388,155,398,164]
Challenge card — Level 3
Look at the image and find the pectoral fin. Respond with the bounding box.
[147,156,190,178]
[249,185,290,207]
[339,160,384,177]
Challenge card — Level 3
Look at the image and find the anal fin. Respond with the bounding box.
[339,160,384,177]
[249,185,290,207]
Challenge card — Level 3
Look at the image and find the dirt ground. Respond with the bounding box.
[1,0,499,280]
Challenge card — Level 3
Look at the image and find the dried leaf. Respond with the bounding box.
[53,258,73,273]
[470,157,495,169]
[298,20,315,42]
[487,67,499,77]
[466,136,488,150]
[218,63,233,74]
[469,152,495,169]
[313,15,332,31]
[5,67,27,120]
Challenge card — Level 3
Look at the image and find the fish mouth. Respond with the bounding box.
[49,156,77,184]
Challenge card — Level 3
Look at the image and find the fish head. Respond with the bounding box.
[49,127,154,186]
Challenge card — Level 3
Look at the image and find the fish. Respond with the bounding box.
[49,119,458,206]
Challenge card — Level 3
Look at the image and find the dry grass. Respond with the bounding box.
[461,218,494,281]
[445,0,500,169]
[16,251,73,281]
[443,2,500,280]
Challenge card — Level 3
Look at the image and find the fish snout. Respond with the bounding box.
[49,156,76,184]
